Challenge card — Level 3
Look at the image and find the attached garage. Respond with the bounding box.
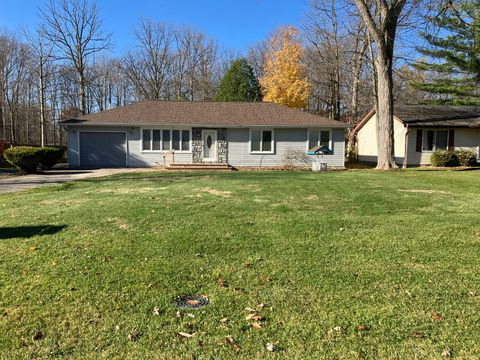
[79,132,127,168]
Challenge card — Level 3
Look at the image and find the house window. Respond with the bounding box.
[182,130,190,151]
[422,130,448,151]
[172,130,180,150]
[142,129,151,151]
[250,129,274,153]
[152,130,161,151]
[142,129,191,152]
[308,129,332,151]
[163,130,171,150]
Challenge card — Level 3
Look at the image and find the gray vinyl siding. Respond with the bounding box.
[67,126,192,168]
[227,128,345,168]
[68,125,346,168]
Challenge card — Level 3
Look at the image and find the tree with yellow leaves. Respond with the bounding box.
[260,26,310,108]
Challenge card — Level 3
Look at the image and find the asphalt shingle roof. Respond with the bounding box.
[61,101,349,128]
[394,105,480,127]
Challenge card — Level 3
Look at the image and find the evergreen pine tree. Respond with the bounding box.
[413,0,480,105]
[215,58,262,101]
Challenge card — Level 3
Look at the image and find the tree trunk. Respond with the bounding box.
[39,54,46,147]
[79,71,86,115]
[375,49,398,169]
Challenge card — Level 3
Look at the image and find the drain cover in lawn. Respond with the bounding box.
[175,295,209,309]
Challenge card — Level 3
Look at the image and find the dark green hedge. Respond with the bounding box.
[39,146,66,169]
[3,147,44,174]
[4,146,66,173]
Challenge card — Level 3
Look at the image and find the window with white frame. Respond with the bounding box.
[250,129,274,153]
[142,129,191,152]
[308,129,332,151]
[422,130,448,151]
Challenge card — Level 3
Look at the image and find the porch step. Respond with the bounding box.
[165,163,234,171]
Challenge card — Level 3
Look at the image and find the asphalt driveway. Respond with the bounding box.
[0,168,141,194]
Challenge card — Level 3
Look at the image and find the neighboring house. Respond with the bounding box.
[354,105,480,167]
[61,101,349,169]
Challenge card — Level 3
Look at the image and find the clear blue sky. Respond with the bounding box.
[0,0,308,55]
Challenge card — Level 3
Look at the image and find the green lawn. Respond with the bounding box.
[0,170,479,359]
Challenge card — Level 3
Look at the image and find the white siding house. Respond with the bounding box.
[354,106,480,167]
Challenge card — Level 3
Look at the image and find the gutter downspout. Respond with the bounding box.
[403,124,409,168]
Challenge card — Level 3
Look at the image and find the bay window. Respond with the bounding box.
[142,129,191,152]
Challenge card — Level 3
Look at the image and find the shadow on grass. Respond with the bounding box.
[0,225,67,239]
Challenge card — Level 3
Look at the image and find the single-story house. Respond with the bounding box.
[354,105,480,167]
[61,101,349,169]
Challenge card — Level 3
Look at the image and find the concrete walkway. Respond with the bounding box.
[0,168,142,194]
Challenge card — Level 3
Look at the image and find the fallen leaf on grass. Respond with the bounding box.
[178,332,195,338]
[431,311,444,321]
[217,278,228,288]
[32,331,44,340]
[127,330,142,341]
[251,322,262,329]
[30,246,38,251]
[245,307,256,313]
[152,306,161,315]
[412,331,424,338]
[358,325,367,331]
[259,276,270,282]
[441,348,452,358]
[246,313,264,321]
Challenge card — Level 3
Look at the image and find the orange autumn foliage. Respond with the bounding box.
[260,26,310,108]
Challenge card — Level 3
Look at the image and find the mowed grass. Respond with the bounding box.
[0,170,479,359]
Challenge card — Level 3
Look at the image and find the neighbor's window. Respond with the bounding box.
[250,129,274,153]
[308,129,331,150]
[422,130,448,151]
[142,129,191,152]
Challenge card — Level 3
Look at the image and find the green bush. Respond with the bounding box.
[3,146,44,173]
[39,146,66,169]
[455,149,477,167]
[430,150,460,167]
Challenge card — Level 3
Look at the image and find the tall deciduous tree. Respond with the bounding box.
[260,26,310,108]
[413,0,480,105]
[215,58,262,101]
[40,0,112,115]
[354,0,407,169]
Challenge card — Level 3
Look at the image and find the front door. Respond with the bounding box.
[202,130,217,162]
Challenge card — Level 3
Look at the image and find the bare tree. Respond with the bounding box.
[39,0,112,115]
[23,26,54,146]
[303,0,370,121]
[123,21,174,100]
